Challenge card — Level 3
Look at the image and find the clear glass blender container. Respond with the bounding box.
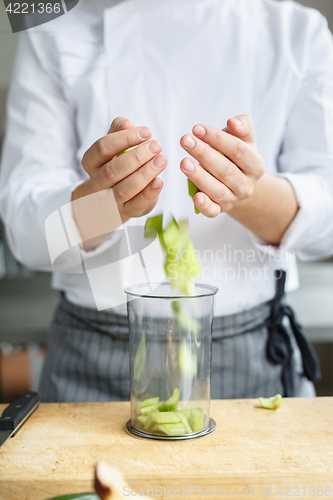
[125,283,218,440]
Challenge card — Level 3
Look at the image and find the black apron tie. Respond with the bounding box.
[266,270,321,397]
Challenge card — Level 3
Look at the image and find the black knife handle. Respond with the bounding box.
[0,392,40,431]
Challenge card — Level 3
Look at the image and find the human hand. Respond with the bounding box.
[72,117,167,249]
[180,115,265,217]
[81,116,167,220]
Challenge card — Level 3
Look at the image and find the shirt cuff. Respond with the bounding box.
[248,171,333,259]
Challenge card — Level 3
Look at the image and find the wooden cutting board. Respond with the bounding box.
[0,398,332,500]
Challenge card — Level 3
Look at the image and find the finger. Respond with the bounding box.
[182,132,249,197]
[94,140,164,190]
[123,178,163,218]
[180,157,236,209]
[113,154,167,205]
[108,117,136,134]
[226,114,255,144]
[189,127,263,178]
[193,192,221,218]
[82,126,153,174]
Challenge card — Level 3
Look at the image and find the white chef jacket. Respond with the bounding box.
[1,0,333,316]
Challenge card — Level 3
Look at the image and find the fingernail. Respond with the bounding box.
[152,155,165,169]
[148,141,162,155]
[118,120,129,130]
[182,159,195,173]
[151,179,160,189]
[138,127,152,140]
[233,117,243,127]
[183,135,196,149]
[196,194,205,205]
[193,125,206,137]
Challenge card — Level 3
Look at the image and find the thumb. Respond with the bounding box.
[225,114,255,145]
[108,116,136,134]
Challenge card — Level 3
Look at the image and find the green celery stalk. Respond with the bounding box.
[151,412,181,424]
[137,415,149,425]
[140,397,160,409]
[140,404,159,415]
[157,423,187,436]
[259,394,282,410]
[159,388,180,412]
[176,412,193,434]
[177,409,191,420]
[190,407,204,432]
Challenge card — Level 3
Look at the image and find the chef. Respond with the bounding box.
[0,0,332,402]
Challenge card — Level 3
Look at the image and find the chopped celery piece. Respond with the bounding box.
[144,214,163,239]
[151,412,181,424]
[177,409,191,420]
[144,214,201,299]
[143,412,160,430]
[176,412,193,434]
[190,407,204,433]
[133,332,146,382]
[140,397,159,409]
[166,238,201,295]
[188,156,225,214]
[178,339,197,379]
[116,145,138,157]
[159,388,180,412]
[259,394,282,410]
[188,179,200,214]
[162,217,184,257]
[140,404,158,415]
[157,423,187,436]
[137,415,148,425]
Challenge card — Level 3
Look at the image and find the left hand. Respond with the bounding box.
[180,115,265,217]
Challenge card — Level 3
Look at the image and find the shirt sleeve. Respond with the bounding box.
[253,11,333,261]
[0,30,121,274]
[278,12,333,261]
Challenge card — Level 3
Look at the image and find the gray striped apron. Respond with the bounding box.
[38,273,319,402]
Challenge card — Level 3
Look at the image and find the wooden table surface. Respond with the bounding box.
[0,399,332,500]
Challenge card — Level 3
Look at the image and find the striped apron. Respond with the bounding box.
[38,272,320,402]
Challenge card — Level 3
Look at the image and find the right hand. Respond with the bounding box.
[81,116,167,219]
[72,117,167,248]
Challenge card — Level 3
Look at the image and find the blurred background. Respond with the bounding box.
[0,0,332,402]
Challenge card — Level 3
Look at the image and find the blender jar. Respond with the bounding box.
[125,283,218,440]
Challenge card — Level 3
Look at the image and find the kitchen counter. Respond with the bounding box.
[0,398,332,500]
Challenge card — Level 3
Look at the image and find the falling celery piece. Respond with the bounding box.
[116,145,138,157]
[259,394,282,410]
[144,214,163,239]
[190,407,204,432]
[140,397,159,409]
[157,423,187,436]
[162,217,184,257]
[158,388,180,412]
[140,404,159,415]
[176,412,193,434]
[178,339,197,379]
[172,302,201,335]
[165,237,201,296]
[133,332,146,382]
